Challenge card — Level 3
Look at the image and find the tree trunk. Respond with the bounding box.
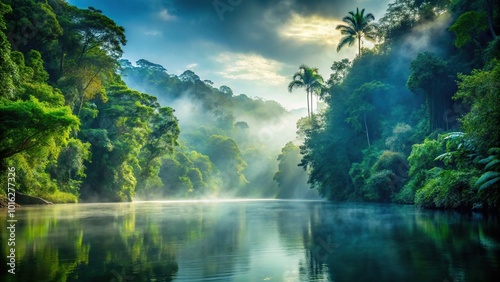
[76,72,100,117]
[431,96,436,131]
[314,93,317,114]
[485,0,497,38]
[59,48,65,79]
[309,91,314,116]
[77,91,85,117]
[364,113,371,147]
[358,35,361,56]
[15,191,53,205]
[306,89,310,117]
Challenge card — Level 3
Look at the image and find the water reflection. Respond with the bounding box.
[0,201,499,281]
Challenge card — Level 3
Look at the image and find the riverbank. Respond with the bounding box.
[0,192,54,208]
[0,195,20,208]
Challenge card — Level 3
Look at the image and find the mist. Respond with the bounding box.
[108,2,463,202]
[119,60,312,199]
[2,0,500,281]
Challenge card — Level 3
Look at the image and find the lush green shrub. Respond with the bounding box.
[414,169,477,209]
[385,123,415,155]
[408,139,442,176]
[41,190,78,203]
[349,147,379,198]
[454,59,500,152]
[372,151,408,176]
[357,150,408,202]
[362,170,398,202]
[475,147,500,191]
[474,147,500,210]
[476,186,500,211]
[402,139,442,199]
[394,182,416,204]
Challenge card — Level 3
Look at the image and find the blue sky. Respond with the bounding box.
[68,0,391,110]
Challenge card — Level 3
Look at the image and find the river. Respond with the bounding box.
[1,200,499,281]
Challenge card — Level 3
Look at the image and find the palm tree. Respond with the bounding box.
[336,7,377,56]
[288,65,324,117]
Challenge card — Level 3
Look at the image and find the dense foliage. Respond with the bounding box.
[119,57,311,199]
[1,0,498,210]
[0,0,183,202]
[297,0,500,210]
[0,0,309,202]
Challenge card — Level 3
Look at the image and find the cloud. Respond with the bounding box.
[158,9,176,21]
[186,63,198,69]
[69,0,393,109]
[278,13,343,46]
[215,52,287,85]
[144,30,162,36]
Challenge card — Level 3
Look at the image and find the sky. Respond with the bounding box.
[68,0,392,110]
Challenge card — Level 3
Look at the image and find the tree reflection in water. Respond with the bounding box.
[0,201,499,282]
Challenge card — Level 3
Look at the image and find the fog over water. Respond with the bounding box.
[1,201,499,281]
[2,0,500,281]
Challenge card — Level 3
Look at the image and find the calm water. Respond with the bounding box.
[1,200,499,281]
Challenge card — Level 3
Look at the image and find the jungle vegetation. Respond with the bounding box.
[0,0,308,202]
[297,0,500,210]
[0,0,499,210]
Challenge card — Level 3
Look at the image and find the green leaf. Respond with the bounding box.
[485,159,500,170]
[475,171,500,187]
[479,177,500,190]
[488,147,500,155]
[478,155,495,164]
[448,11,488,48]
[435,152,452,162]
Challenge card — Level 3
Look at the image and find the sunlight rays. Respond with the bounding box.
[278,13,344,46]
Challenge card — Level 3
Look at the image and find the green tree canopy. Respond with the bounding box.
[449,11,489,48]
[288,65,324,117]
[336,7,377,55]
[407,52,452,132]
[0,97,79,161]
[454,59,500,151]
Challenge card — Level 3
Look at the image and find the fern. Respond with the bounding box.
[475,147,500,190]
[485,159,500,170]
[488,147,500,155]
[443,132,465,140]
[435,152,452,162]
[476,171,500,190]
[479,177,500,190]
[434,132,476,166]
[478,155,495,164]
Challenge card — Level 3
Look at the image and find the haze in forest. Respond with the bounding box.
[0,0,499,209]
[68,0,392,110]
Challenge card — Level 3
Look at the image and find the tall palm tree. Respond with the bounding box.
[288,65,324,117]
[336,7,377,56]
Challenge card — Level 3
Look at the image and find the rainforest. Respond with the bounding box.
[0,0,499,209]
[0,0,499,281]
